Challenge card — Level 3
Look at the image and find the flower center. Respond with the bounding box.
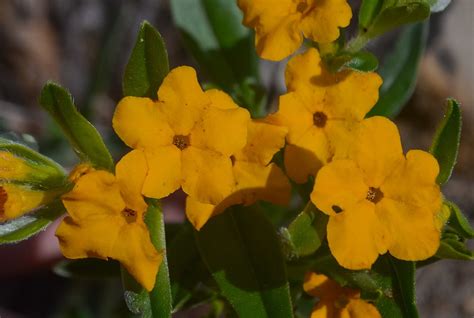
[230,155,236,166]
[313,111,328,128]
[173,135,190,150]
[122,208,137,223]
[0,186,7,217]
[296,1,308,13]
[366,187,383,204]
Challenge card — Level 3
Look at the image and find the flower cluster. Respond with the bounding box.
[56,66,292,289]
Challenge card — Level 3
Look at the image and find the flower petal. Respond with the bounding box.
[311,160,367,216]
[274,92,314,144]
[62,170,125,220]
[113,96,174,149]
[142,146,182,199]
[382,150,441,210]
[56,215,122,260]
[181,147,234,204]
[299,0,352,43]
[191,95,250,156]
[238,0,302,60]
[205,89,238,110]
[111,224,162,291]
[327,201,384,269]
[376,198,440,261]
[346,299,381,318]
[325,119,360,160]
[284,127,330,184]
[116,150,148,212]
[351,117,404,187]
[235,120,287,165]
[285,48,323,92]
[233,161,291,206]
[157,66,210,135]
[185,196,218,231]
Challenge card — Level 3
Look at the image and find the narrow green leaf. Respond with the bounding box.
[281,203,328,258]
[427,0,451,12]
[445,200,474,239]
[39,83,114,171]
[0,137,67,189]
[364,0,431,39]
[54,259,121,279]
[123,21,169,99]
[145,201,172,318]
[430,99,462,185]
[327,51,379,73]
[388,258,419,318]
[0,200,65,244]
[359,0,384,29]
[195,206,293,318]
[368,22,428,117]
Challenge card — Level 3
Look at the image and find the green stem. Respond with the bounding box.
[346,33,370,53]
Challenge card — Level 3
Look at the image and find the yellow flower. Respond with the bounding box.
[311,117,442,269]
[0,183,54,221]
[304,272,381,318]
[237,0,352,61]
[186,118,291,230]
[56,151,162,291]
[113,66,250,205]
[270,48,382,183]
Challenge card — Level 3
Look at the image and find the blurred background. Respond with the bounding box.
[0,0,472,317]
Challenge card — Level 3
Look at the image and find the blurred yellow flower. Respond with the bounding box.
[0,183,54,221]
[113,66,250,205]
[304,272,381,318]
[56,152,162,291]
[186,118,291,230]
[311,117,442,269]
[237,0,352,61]
[270,48,382,183]
[0,151,31,180]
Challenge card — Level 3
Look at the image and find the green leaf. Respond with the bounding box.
[281,203,328,258]
[436,238,474,260]
[123,21,169,99]
[170,0,262,115]
[54,259,121,279]
[364,0,431,39]
[359,0,384,30]
[444,200,474,239]
[0,137,66,189]
[195,206,293,318]
[145,201,172,318]
[0,200,65,244]
[327,51,379,73]
[368,22,428,117]
[39,83,114,171]
[387,258,418,318]
[427,0,451,12]
[429,99,462,185]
